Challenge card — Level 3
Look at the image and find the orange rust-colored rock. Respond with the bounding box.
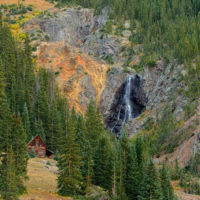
[37,41,108,113]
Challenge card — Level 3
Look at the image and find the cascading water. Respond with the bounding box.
[110,75,134,136]
[107,75,146,138]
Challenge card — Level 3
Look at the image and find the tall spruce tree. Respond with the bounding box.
[160,162,176,200]
[12,115,28,194]
[0,60,27,200]
[138,158,163,200]
[57,114,83,196]
[22,103,31,141]
[85,99,100,148]
[93,135,113,191]
[126,144,140,200]
[0,61,16,200]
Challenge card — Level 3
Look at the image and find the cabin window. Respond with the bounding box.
[36,140,39,147]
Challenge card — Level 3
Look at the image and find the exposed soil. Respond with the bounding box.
[20,158,72,200]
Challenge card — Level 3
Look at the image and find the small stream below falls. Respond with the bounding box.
[106,75,146,138]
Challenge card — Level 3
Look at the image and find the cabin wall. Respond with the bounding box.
[28,146,46,158]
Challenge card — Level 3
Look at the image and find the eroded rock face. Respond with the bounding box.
[36,41,108,113]
[25,8,107,46]
[101,61,187,137]
[105,75,146,137]
[24,7,188,138]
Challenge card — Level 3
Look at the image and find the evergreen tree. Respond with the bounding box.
[85,99,100,148]
[11,115,29,195]
[138,158,162,200]
[22,103,31,141]
[160,162,176,200]
[126,144,139,200]
[57,115,83,196]
[93,135,113,191]
[0,148,18,200]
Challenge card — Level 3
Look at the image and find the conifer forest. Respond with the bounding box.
[0,0,200,200]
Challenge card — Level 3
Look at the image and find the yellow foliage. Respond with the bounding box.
[175,120,184,128]
[10,23,20,30]
[7,9,41,41]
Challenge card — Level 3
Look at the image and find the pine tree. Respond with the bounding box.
[0,148,18,200]
[85,99,100,148]
[93,136,113,191]
[48,101,62,150]
[74,115,94,189]
[34,119,46,142]
[126,144,139,200]
[0,60,12,159]
[57,115,83,196]
[11,115,28,195]
[22,103,31,141]
[160,162,176,200]
[117,132,129,200]
[138,158,163,200]
[0,62,18,200]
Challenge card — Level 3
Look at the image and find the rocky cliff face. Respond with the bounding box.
[24,7,199,160]
[24,7,187,132]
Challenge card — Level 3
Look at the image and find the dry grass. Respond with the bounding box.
[20,158,72,200]
[0,0,54,10]
[173,181,200,200]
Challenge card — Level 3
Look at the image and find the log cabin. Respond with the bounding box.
[27,135,54,158]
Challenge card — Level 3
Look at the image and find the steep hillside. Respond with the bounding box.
[0,1,199,199]
[19,2,200,165]
[36,41,108,113]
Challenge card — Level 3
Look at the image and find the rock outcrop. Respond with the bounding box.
[36,41,108,113]
[24,7,189,139]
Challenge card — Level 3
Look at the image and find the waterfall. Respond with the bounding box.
[107,74,146,138]
[111,75,134,137]
[124,75,134,121]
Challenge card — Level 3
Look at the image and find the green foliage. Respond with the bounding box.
[179,173,200,195]
[0,61,28,199]
[93,136,113,191]
[143,106,177,156]
[185,154,200,177]
[29,149,36,158]
[138,158,162,200]
[160,162,176,200]
[57,115,83,196]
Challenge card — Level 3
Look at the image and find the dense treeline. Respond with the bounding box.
[0,15,177,199]
[57,99,177,200]
[0,14,70,199]
[0,14,70,151]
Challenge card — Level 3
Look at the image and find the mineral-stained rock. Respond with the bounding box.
[36,41,108,113]
[24,7,189,138]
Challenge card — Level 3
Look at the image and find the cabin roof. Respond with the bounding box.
[27,135,46,147]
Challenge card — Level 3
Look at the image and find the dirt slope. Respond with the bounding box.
[173,181,200,200]
[20,158,72,200]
